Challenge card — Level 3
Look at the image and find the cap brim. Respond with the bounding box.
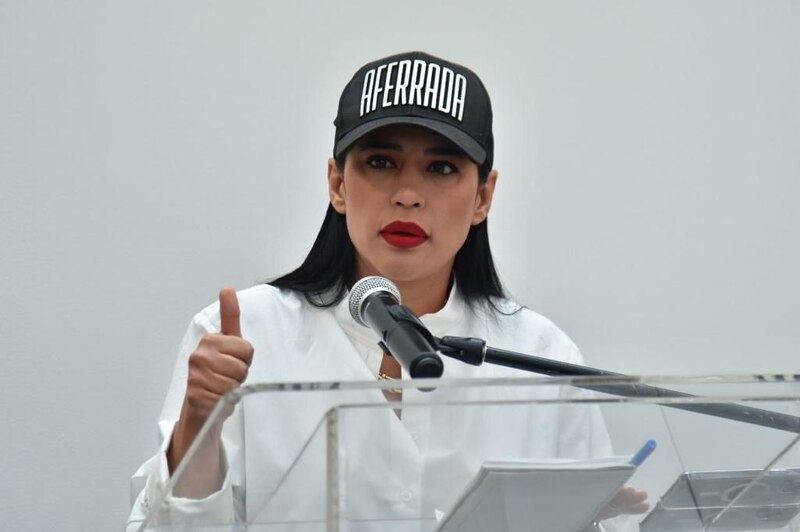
[334,116,487,165]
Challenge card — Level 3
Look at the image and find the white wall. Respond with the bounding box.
[1,1,798,529]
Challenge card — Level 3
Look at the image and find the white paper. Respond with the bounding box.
[436,456,637,532]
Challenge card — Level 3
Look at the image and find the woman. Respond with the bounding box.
[128,51,646,530]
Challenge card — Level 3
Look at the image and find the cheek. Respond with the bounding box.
[449,190,480,224]
[343,189,368,224]
[342,176,380,211]
[439,193,480,245]
[342,189,377,244]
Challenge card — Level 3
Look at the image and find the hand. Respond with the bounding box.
[182,286,254,426]
[596,485,649,520]
[168,287,254,480]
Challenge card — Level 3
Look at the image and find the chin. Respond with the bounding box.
[371,266,420,284]
[354,248,451,286]
[375,262,451,288]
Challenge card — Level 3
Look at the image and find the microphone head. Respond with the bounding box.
[349,276,401,327]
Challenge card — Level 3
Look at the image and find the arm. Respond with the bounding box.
[167,287,253,497]
[127,287,253,530]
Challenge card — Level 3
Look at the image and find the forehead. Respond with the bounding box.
[351,124,466,155]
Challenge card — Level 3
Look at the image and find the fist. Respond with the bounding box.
[183,286,254,424]
[597,485,649,520]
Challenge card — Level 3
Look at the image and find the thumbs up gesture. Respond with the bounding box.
[168,287,254,483]
[183,286,255,425]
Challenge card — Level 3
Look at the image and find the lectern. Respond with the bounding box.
[135,375,800,531]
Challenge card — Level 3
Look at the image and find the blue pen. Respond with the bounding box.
[630,439,657,466]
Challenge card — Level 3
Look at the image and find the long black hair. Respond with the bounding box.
[269,153,507,311]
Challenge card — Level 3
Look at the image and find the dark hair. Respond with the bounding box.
[268,152,507,311]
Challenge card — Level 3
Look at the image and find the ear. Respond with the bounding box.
[472,169,498,225]
[328,158,347,215]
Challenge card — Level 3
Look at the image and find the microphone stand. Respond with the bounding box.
[435,335,800,434]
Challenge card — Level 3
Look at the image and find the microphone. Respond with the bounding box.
[349,276,444,379]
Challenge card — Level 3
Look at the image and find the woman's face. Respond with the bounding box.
[328,125,497,291]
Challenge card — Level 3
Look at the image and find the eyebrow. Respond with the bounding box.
[356,140,467,158]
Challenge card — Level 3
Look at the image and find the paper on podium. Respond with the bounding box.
[435,455,639,532]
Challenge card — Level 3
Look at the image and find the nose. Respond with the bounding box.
[390,168,425,208]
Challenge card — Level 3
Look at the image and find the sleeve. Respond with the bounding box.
[555,340,615,458]
[556,338,631,532]
[489,306,616,459]
[126,311,244,531]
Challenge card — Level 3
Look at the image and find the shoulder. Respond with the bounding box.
[483,297,584,365]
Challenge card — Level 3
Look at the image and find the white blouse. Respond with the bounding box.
[127,284,612,530]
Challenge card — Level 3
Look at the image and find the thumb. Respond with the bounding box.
[219,286,242,337]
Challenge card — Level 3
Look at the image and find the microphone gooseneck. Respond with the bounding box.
[349,276,444,379]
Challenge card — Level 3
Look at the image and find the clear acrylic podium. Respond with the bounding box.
[136,375,800,531]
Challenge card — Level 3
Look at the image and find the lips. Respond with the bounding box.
[380,221,428,249]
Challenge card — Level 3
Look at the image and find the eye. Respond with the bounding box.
[366,155,395,170]
[428,161,458,176]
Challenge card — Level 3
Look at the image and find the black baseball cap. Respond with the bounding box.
[333,51,494,168]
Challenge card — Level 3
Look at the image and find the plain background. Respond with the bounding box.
[1,1,798,530]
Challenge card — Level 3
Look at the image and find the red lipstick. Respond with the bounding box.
[380,221,428,249]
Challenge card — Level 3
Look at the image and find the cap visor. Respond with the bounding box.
[334,117,487,165]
